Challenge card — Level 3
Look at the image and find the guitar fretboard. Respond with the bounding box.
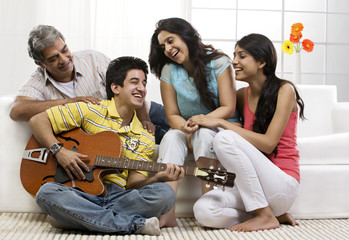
[95,155,196,176]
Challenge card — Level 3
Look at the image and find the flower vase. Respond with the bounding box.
[293,52,301,84]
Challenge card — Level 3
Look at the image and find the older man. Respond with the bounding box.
[10,25,169,142]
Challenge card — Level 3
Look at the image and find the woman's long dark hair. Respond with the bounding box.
[237,34,305,155]
[149,17,229,111]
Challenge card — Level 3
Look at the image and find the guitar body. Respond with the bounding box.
[21,129,236,197]
[20,128,123,197]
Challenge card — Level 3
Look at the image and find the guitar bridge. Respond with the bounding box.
[22,148,49,164]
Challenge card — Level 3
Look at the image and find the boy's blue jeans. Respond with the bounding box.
[36,182,175,234]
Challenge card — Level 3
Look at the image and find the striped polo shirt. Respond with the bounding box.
[17,50,110,100]
[46,98,156,189]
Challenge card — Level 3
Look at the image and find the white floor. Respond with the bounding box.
[1,213,349,240]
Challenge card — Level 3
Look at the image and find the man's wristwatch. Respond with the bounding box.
[50,143,63,155]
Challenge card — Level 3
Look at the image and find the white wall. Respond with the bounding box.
[191,0,349,102]
[0,0,188,104]
[1,0,348,103]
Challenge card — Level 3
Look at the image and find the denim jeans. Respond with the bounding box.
[149,101,170,144]
[36,182,175,234]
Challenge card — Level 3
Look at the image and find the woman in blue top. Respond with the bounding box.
[149,18,239,227]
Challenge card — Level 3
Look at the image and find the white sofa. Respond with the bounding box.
[1,85,349,219]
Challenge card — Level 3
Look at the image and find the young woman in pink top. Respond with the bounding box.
[188,33,305,232]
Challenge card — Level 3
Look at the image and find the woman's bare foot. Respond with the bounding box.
[277,213,298,226]
[228,206,280,232]
[159,208,178,227]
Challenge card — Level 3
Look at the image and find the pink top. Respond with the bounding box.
[243,87,300,182]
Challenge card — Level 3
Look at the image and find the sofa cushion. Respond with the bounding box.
[298,132,349,165]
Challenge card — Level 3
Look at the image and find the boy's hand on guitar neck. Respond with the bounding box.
[55,147,90,181]
[154,163,185,182]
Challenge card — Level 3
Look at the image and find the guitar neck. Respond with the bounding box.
[95,155,198,176]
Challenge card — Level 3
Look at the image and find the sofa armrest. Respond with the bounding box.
[0,96,41,212]
[332,102,349,133]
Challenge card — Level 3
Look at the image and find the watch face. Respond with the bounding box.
[51,143,62,154]
[52,144,59,151]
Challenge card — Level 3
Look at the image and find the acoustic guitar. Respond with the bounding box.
[20,128,235,197]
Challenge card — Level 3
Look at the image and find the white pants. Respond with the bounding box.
[193,130,299,228]
[157,127,219,165]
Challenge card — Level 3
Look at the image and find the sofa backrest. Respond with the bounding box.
[296,85,337,138]
[236,83,338,138]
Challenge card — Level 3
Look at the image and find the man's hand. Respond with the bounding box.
[10,96,101,121]
[125,163,185,189]
[70,96,101,105]
[55,148,90,181]
[154,163,185,182]
[141,120,156,135]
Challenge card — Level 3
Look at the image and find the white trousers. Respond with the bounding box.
[157,128,219,165]
[193,130,299,228]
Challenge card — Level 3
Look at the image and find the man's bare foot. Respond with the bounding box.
[277,213,298,226]
[228,206,280,232]
[159,208,178,227]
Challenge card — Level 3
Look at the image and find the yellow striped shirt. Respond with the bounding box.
[17,50,110,100]
[46,99,155,189]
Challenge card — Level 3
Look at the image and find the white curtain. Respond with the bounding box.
[0,0,187,103]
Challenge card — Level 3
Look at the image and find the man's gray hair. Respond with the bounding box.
[27,25,65,63]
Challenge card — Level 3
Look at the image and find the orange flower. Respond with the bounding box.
[290,33,302,43]
[302,39,314,52]
[291,23,304,35]
[282,22,314,54]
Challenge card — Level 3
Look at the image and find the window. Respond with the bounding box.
[190,0,349,101]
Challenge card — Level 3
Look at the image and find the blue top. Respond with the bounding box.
[160,56,240,122]
[160,56,230,120]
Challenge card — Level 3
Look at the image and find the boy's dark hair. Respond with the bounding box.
[106,56,149,99]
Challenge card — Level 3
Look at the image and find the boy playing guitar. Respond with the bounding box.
[27,56,184,235]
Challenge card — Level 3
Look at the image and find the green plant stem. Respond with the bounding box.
[295,41,302,53]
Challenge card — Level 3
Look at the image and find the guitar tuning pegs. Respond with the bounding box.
[205,183,211,188]
[209,165,214,170]
[213,184,218,190]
